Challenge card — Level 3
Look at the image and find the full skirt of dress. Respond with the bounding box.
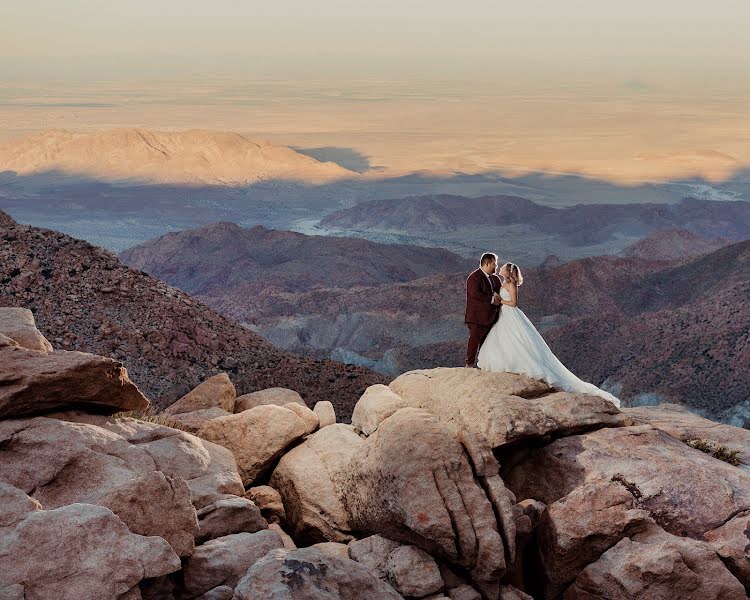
[477,305,621,407]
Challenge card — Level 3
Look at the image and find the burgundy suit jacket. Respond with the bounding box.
[465,269,501,325]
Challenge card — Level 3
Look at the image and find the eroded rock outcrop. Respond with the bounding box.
[270,424,362,544]
[536,480,652,598]
[2,308,748,600]
[0,307,53,352]
[163,372,237,415]
[51,410,245,510]
[503,424,750,539]
[625,403,750,467]
[197,404,309,485]
[389,368,626,449]
[704,511,750,590]
[0,340,149,419]
[0,483,180,600]
[342,408,507,593]
[233,547,404,600]
[0,409,252,561]
[563,523,747,599]
[0,415,197,556]
[234,387,305,412]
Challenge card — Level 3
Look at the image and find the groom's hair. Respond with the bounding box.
[480,253,498,266]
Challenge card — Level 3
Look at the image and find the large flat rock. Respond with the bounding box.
[0,344,148,419]
[625,403,750,467]
[388,368,625,449]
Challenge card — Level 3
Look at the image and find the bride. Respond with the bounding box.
[477,262,621,407]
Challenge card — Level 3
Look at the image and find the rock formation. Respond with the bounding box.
[1,307,749,599]
[163,372,236,415]
[0,483,181,600]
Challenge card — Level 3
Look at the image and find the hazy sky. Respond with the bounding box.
[1,1,749,183]
[2,0,749,77]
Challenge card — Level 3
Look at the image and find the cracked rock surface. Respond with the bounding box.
[0,482,180,599]
[503,424,750,539]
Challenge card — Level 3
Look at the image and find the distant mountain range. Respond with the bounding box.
[0,128,356,185]
[119,222,749,424]
[1,129,748,258]
[0,210,385,418]
[319,194,750,246]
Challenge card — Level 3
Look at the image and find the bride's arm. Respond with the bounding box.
[500,284,518,307]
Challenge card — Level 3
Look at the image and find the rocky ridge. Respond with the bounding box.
[319,194,750,244]
[619,228,735,261]
[119,221,472,297]
[2,308,750,599]
[0,210,386,417]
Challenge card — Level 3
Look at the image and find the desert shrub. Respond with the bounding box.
[686,438,742,466]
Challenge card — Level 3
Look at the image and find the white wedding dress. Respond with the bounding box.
[477,287,621,407]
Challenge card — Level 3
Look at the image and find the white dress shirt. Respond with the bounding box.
[482,270,496,304]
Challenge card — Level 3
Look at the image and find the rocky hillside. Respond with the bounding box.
[320,195,750,245]
[543,240,750,423]
[119,221,472,296]
[0,128,356,185]
[0,210,385,416]
[2,314,750,599]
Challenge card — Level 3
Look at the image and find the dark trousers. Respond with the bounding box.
[466,322,493,366]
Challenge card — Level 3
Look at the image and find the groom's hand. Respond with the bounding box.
[492,293,501,305]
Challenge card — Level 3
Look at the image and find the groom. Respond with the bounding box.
[465,252,502,367]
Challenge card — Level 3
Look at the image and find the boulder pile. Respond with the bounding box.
[1,306,749,599]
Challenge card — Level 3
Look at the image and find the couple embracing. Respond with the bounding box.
[465,253,620,407]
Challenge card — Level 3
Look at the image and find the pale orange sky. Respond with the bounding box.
[1,1,748,183]
[3,1,749,68]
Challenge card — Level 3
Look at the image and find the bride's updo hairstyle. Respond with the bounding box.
[504,263,524,286]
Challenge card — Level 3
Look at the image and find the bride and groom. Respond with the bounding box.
[465,253,620,407]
